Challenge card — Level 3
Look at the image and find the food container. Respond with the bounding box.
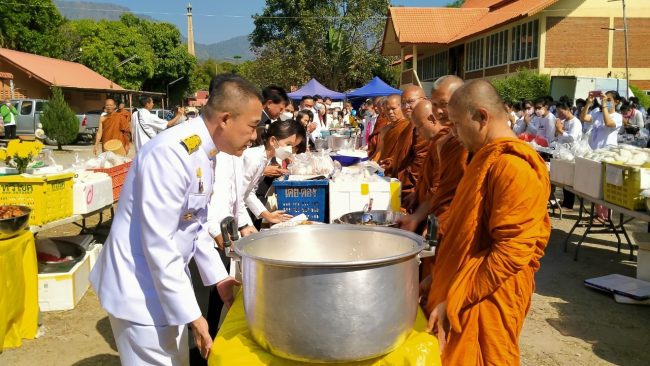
[0,205,30,239]
[221,218,436,363]
[334,210,403,227]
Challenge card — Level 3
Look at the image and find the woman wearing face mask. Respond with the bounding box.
[295,110,315,151]
[243,119,303,225]
[511,101,526,134]
[581,90,623,150]
[554,102,583,145]
[516,100,537,135]
[532,98,557,144]
[504,101,516,128]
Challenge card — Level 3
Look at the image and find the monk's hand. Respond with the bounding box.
[92,144,99,156]
[428,301,449,354]
[379,157,393,170]
[397,214,420,232]
[216,276,241,310]
[190,316,212,359]
[239,225,258,237]
[264,210,293,224]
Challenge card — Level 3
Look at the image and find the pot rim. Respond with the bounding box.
[233,224,424,267]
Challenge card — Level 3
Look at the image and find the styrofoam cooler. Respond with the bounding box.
[632,233,650,282]
[573,157,604,199]
[73,175,113,214]
[328,178,401,222]
[550,159,575,186]
[38,253,90,311]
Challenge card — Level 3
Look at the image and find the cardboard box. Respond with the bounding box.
[38,253,90,312]
[573,157,604,199]
[73,176,113,214]
[550,159,575,186]
[328,178,401,223]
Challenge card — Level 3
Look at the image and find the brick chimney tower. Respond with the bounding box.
[187,3,195,56]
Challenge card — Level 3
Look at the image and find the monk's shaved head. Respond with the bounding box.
[401,85,426,119]
[104,98,116,113]
[386,94,404,123]
[412,99,439,140]
[431,75,464,125]
[448,80,513,152]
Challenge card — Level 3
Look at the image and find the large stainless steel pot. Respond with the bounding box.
[334,210,404,227]
[221,221,430,363]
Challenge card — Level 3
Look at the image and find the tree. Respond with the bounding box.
[40,87,79,150]
[0,0,70,58]
[190,59,241,92]
[491,69,551,103]
[250,0,393,91]
[446,0,465,8]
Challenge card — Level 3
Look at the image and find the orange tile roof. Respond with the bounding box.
[388,7,488,45]
[0,48,124,91]
[385,0,559,48]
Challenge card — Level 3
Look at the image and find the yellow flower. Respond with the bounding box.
[6,140,19,157]
[0,148,6,161]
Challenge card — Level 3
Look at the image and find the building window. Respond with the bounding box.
[511,19,539,62]
[465,38,484,72]
[486,30,508,68]
[433,51,448,78]
[417,55,435,81]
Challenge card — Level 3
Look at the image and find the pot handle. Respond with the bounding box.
[420,214,438,259]
[220,216,240,258]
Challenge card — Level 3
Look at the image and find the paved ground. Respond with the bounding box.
[1,150,649,365]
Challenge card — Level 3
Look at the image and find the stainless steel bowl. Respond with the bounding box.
[334,210,404,227]
[233,224,423,363]
[0,205,31,239]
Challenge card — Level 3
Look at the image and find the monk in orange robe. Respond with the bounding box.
[367,97,388,159]
[372,94,411,166]
[400,76,466,234]
[391,86,428,196]
[94,98,131,155]
[426,80,551,366]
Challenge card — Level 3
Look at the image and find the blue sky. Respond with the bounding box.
[72,0,453,44]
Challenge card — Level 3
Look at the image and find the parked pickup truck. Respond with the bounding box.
[6,99,93,144]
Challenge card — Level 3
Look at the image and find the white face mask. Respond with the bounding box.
[280,111,293,121]
[274,145,293,160]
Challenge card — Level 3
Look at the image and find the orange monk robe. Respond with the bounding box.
[426,138,550,366]
[406,129,451,212]
[394,129,431,197]
[378,118,412,177]
[367,116,389,160]
[100,111,131,150]
[427,133,468,239]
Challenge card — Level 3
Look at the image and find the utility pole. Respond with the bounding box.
[606,0,630,99]
[187,3,195,56]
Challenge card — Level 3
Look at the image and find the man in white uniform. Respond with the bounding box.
[90,75,263,365]
[132,95,182,152]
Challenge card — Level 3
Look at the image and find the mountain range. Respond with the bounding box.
[53,0,255,61]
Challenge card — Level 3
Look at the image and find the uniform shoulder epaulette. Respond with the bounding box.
[181,135,202,154]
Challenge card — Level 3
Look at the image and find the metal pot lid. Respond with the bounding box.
[233,224,424,268]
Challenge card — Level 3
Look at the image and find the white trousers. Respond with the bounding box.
[109,315,189,366]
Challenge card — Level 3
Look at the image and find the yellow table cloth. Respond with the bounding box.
[209,292,441,365]
[0,230,38,350]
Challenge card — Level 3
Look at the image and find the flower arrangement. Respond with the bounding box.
[0,140,44,174]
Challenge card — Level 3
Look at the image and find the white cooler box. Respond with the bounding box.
[573,157,604,199]
[550,159,575,186]
[73,174,113,214]
[328,178,401,223]
[38,253,90,312]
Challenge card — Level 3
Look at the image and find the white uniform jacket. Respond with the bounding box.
[90,117,228,327]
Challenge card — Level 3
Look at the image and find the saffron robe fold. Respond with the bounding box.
[367,116,389,160]
[101,110,132,149]
[376,118,411,170]
[395,129,431,197]
[426,138,550,366]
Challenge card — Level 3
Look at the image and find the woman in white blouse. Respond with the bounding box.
[241,119,303,224]
[555,101,583,144]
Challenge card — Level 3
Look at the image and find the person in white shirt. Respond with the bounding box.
[533,98,556,144]
[554,102,583,144]
[242,119,303,225]
[505,100,516,129]
[90,75,262,365]
[512,100,535,135]
[132,95,182,152]
[300,95,321,142]
[582,91,623,150]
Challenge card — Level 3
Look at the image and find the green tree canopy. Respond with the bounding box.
[248,0,395,91]
[491,69,551,103]
[0,0,69,58]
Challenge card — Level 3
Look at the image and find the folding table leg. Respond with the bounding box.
[574,202,595,261]
[606,209,622,252]
[618,213,634,260]
[564,196,584,253]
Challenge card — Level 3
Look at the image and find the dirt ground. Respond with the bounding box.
[1,149,649,365]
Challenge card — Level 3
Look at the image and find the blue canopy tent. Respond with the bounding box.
[346,77,402,98]
[287,79,346,100]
